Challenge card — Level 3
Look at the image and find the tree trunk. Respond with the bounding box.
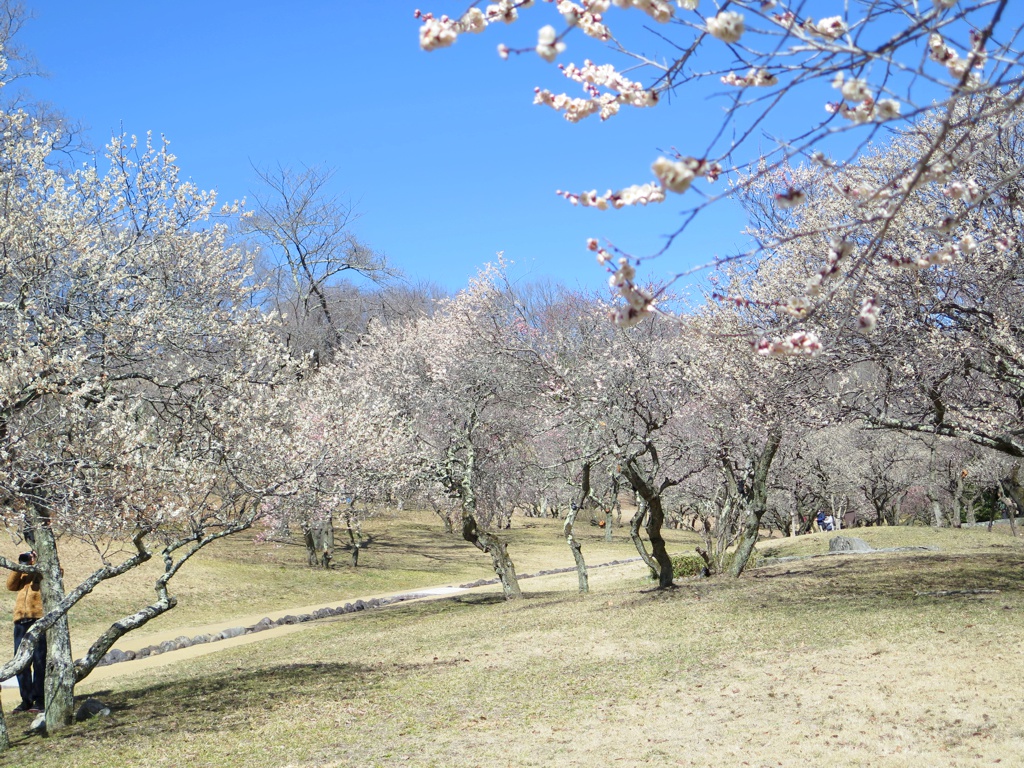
[444,428,522,598]
[345,510,361,567]
[622,465,674,589]
[644,495,674,588]
[433,504,455,534]
[33,522,74,732]
[462,514,522,599]
[728,428,783,578]
[565,463,591,593]
[629,500,659,577]
[564,507,588,593]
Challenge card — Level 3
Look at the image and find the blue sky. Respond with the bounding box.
[16,1,767,297]
[17,2,989,298]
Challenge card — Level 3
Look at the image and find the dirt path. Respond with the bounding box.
[3,559,646,709]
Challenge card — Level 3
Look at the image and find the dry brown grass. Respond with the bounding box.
[3,520,1023,767]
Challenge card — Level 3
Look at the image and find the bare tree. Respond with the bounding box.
[244,164,396,361]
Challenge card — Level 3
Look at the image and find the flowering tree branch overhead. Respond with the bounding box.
[416,1,1024,347]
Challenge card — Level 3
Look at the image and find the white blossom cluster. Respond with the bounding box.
[721,68,778,88]
[534,60,658,121]
[535,25,566,62]
[927,30,986,89]
[612,0,676,24]
[651,156,722,193]
[554,1,609,42]
[805,238,854,297]
[828,73,901,124]
[753,331,823,357]
[603,255,655,327]
[416,8,487,51]
[558,182,665,209]
[772,12,847,41]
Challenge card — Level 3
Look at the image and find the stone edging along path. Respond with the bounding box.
[89,557,644,669]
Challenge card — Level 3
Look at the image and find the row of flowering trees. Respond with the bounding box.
[305,234,1023,598]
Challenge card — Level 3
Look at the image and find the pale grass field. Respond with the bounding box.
[1,510,667,654]
[3,519,1023,767]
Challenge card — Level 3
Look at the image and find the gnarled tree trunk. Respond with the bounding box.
[622,463,674,589]
[462,514,522,598]
[728,428,783,578]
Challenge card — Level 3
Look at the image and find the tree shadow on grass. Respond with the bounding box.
[744,550,1024,610]
[10,662,375,756]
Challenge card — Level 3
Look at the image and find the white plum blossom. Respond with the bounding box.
[804,16,847,40]
[418,15,460,50]
[486,0,519,24]
[707,11,744,44]
[536,25,566,62]
[834,73,871,103]
[558,181,665,209]
[556,1,610,39]
[461,8,487,34]
[875,99,901,120]
[857,298,880,333]
[651,156,721,193]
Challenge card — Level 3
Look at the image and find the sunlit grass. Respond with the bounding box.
[3,522,1023,767]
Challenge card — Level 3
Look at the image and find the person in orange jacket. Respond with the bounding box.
[7,551,45,714]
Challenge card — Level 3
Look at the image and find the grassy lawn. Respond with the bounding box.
[1,512,690,652]
[3,522,1023,767]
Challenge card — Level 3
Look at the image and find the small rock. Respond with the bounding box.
[219,626,246,640]
[75,697,112,722]
[26,712,46,735]
[277,615,299,625]
[829,536,873,553]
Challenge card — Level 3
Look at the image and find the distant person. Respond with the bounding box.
[816,510,826,531]
[7,551,45,714]
[823,513,836,532]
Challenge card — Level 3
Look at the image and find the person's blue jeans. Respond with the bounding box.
[13,619,46,708]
